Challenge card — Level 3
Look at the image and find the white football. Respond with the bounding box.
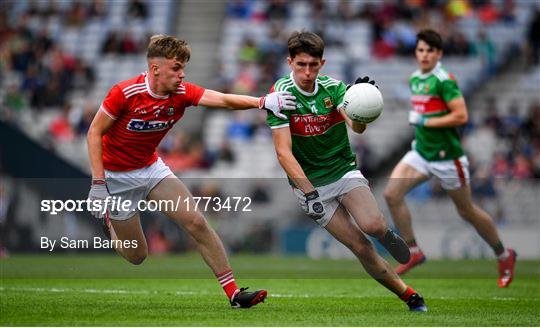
[343,83,384,123]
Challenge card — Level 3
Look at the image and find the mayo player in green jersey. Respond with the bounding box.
[383,29,516,288]
[267,31,427,312]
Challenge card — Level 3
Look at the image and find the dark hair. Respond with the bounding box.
[416,29,443,50]
[147,34,191,62]
[287,31,325,59]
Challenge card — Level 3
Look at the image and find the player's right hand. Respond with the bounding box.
[88,178,111,219]
[259,91,296,120]
[408,111,426,126]
[304,190,326,219]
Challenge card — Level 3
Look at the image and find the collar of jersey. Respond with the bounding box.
[413,61,442,79]
[144,73,170,99]
[290,72,319,96]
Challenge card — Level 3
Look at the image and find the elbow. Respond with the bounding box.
[458,112,468,125]
[87,125,103,143]
[276,149,292,164]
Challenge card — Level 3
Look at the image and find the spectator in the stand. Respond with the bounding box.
[49,102,75,143]
[120,31,139,54]
[492,151,510,179]
[445,0,473,20]
[231,64,258,94]
[238,38,260,63]
[527,8,540,66]
[72,58,95,91]
[477,0,500,24]
[501,105,522,139]
[500,0,516,24]
[9,30,34,73]
[3,83,26,115]
[74,102,98,135]
[266,0,289,21]
[522,101,540,141]
[250,181,271,204]
[101,31,121,54]
[483,97,504,137]
[227,112,253,141]
[511,153,533,180]
[127,0,148,19]
[473,30,496,73]
[445,31,472,56]
[215,140,236,165]
[87,0,107,18]
[226,0,252,19]
[65,1,88,27]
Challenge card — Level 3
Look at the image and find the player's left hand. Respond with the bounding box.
[304,190,326,219]
[260,91,296,119]
[347,76,379,90]
[408,111,427,126]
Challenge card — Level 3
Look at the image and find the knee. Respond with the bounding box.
[384,188,402,206]
[184,214,209,235]
[362,216,387,238]
[457,205,475,221]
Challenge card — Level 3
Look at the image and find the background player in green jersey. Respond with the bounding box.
[383,29,516,288]
[267,31,427,312]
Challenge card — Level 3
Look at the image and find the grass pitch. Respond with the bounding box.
[1,254,539,326]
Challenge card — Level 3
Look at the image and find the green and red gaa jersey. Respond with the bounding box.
[409,62,464,161]
[266,73,356,187]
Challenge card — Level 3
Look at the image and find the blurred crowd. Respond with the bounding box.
[220,0,526,95]
[465,98,540,181]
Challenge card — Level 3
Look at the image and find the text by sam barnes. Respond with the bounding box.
[41,237,138,251]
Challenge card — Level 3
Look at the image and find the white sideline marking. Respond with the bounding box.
[0,286,524,301]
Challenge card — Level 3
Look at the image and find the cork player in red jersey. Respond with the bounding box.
[86,34,296,308]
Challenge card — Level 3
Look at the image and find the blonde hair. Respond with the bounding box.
[147,34,191,62]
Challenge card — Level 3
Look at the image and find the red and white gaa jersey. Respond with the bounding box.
[100,72,205,171]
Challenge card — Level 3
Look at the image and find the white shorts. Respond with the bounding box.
[293,170,370,227]
[104,157,174,220]
[401,150,470,190]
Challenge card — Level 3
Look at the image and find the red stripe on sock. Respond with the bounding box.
[399,286,415,301]
[216,269,239,300]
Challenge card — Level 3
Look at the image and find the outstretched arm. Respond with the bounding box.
[198,89,296,119]
[198,89,259,110]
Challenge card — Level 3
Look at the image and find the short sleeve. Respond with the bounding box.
[334,81,347,110]
[266,110,290,129]
[100,85,126,120]
[182,82,205,107]
[440,77,462,103]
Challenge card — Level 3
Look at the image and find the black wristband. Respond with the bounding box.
[304,190,319,201]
